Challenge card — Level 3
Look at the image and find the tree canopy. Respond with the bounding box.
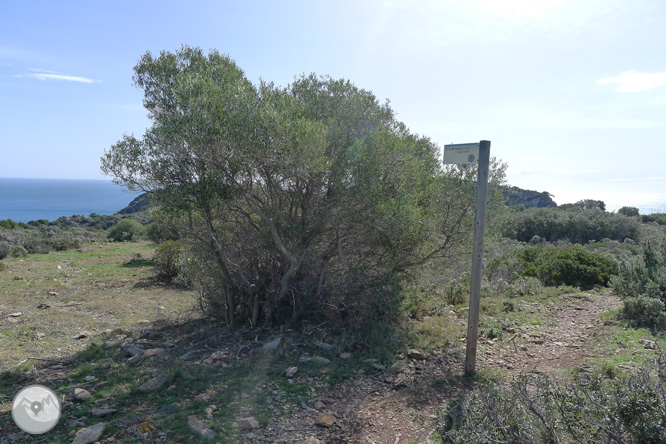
[102,46,505,327]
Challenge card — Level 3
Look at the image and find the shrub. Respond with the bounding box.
[107,219,144,242]
[612,241,666,329]
[618,206,639,217]
[0,242,9,260]
[522,245,618,289]
[502,207,640,244]
[438,363,666,443]
[0,219,18,230]
[153,240,183,280]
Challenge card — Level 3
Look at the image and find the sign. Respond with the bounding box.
[443,143,480,164]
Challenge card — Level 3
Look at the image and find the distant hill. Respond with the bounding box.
[118,193,154,214]
[503,186,557,208]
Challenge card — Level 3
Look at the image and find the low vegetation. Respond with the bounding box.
[2,45,666,443]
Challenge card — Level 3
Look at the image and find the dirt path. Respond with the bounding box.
[254,293,622,444]
[478,292,622,375]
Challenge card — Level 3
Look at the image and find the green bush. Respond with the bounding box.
[438,364,666,443]
[612,241,666,329]
[153,240,183,280]
[107,219,144,242]
[0,219,18,230]
[522,245,618,289]
[0,242,9,260]
[502,207,640,244]
[618,206,639,217]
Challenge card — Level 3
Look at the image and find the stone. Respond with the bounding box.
[372,363,385,371]
[72,331,90,340]
[312,356,331,365]
[320,342,334,352]
[72,422,106,444]
[127,354,143,366]
[285,366,298,378]
[143,348,167,358]
[8,312,22,317]
[48,291,59,296]
[84,375,97,382]
[407,349,426,360]
[137,374,169,392]
[92,407,117,417]
[301,438,323,444]
[238,416,260,430]
[315,414,336,427]
[339,352,352,360]
[263,337,281,350]
[313,400,326,410]
[121,344,144,357]
[36,303,50,309]
[299,356,312,363]
[639,339,658,350]
[71,388,91,401]
[188,415,215,438]
[178,351,201,361]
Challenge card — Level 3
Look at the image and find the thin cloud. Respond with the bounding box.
[598,70,666,92]
[607,176,666,184]
[514,167,603,177]
[15,68,100,84]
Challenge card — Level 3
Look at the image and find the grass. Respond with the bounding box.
[2,240,664,442]
[0,241,386,442]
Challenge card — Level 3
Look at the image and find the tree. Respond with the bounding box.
[102,46,506,328]
[617,206,639,217]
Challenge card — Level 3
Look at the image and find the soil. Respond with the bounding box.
[244,293,623,444]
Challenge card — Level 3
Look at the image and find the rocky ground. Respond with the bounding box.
[237,293,623,444]
[0,250,630,444]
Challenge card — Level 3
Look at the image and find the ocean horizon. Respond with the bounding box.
[0,178,140,223]
[1,177,664,224]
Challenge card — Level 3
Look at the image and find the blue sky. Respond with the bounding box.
[1,0,665,210]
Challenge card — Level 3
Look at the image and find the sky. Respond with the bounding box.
[1,0,665,211]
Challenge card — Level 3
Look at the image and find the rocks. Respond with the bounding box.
[71,388,91,401]
[127,354,143,366]
[121,344,144,358]
[143,348,167,358]
[72,331,90,340]
[84,375,97,382]
[312,356,331,365]
[137,374,169,393]
[48,291,59,296]
[639,339,658,350]
[72,422,105,444]
[320,342,334,352]
[263,337,282,350]
[36,303,50,309]
[238,416,260,430]
[8,312,22,317]
[284,366,298,378]
[178,350,203,361]
[339,352,352,360]
[407,349,426,360]
[313,400,326,410]
[188,415,215,438]
[301,438,323,444]
[315,414,336,427]
[298,356,312,363]
[91,407,117,418]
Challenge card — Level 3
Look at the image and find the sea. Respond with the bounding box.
[0,178,140,223]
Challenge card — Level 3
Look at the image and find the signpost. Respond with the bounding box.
[444,140,491,377]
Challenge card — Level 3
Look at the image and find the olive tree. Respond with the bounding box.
[102,46,505,327]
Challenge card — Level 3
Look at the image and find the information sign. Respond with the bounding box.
[443,143,480,164]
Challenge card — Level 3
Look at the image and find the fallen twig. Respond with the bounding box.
[14,357,60,367]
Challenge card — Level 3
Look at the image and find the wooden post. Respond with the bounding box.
[464,140,491,377]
